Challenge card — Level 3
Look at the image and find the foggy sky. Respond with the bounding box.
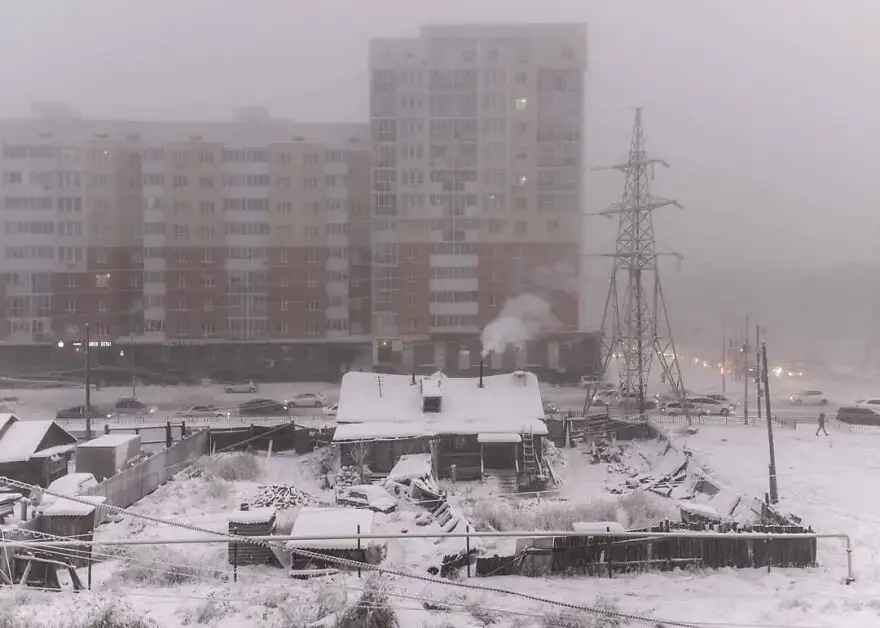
[2,0,879,359]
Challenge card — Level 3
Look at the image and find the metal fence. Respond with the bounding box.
[55,413,324,430]
[83,429,210,509]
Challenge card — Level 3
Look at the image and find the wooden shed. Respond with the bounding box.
[286,507,384,571]
[0,416,78,488]
[38,495,106,568]
[75,434,142,482]
[227,505,279,567]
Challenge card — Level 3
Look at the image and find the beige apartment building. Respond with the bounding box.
[369,24,597,379]
[0,106,372,381]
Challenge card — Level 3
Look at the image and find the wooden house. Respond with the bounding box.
[332,370,549,487]
[0,415,78,488]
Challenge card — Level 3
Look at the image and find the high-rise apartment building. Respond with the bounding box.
[0,107,372,381]
[369,24,594,375]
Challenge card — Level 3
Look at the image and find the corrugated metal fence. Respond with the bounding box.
[83,429,210,509]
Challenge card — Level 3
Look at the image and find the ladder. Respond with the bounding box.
[521,431,539,474]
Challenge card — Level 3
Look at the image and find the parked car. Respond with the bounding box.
[592,390,618,406]
[113,397,156,416]
[335,484,397,513]
[180,405,228,419]
[661,400,699,415]
[238,398,288,417]
[837,402,880,425]
[287,392,327,408]
[56,404,113,420]
[788,389,828,406]
[34,473,99,515]
[703,393,738,406]
[225,381,258,394]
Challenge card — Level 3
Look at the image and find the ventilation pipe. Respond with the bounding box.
[411,372,416,385]
[479,359,484,388]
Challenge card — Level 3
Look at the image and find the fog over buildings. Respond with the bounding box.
[0,0,877,375]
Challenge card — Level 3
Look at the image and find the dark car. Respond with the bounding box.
[113,397,155,416]
[239,398,288,417]
[56,404,112,420]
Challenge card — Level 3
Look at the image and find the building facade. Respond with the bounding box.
[369,24,590,377]
[0,107,372,381]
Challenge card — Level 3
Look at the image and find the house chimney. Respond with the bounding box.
[478,359,484,388]
[411,372,416,385]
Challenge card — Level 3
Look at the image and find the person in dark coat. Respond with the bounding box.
[815,412,829,436]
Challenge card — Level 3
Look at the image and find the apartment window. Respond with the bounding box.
[201,322,215,335]
[203,298,214,311]
[277,202,292,215]
[276,177,291,188]
[203,249,213,263]
[174,201,189,213]
[143,174,164,186]
[281,300,289,312]
[94,322,109,336]
[488,220,502,234]
[63,274,78,288]
[202,275,215,288]
[306,274,318,288]
[303,177,318,190]
[305,248,318,264]
[66,298,76,313]
[305,226,320,240]
[98,299,107,313]
[308,300,319,312]
[2,172,22,185]
[172,175,188,188]
[306,323,319,337]
[515,97,528,110]
[515,221,527,235]
[547,220,559,233]
[200,225,215,238]
[199,177,213,189]
[276,153,291,166]
[199,201,215,214]
[199,152,214,164]
[515,197,527,211]
[96,250,108,265]
[92,174,109,186]
[407,294,415,307]
[302,153,319,167]
[174,225,189,240]
[177,250,188,263]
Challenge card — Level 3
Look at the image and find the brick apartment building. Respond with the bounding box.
[0,23,600,384]
[369,24,597,378]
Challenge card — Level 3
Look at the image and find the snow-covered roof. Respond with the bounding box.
[42,495,105,517]
[77,434,140,448]
[46,473,97,496]
[31,444,77,459]
[478,433,522,444]
[678,501,722,521]
[0,414,18,431]
[387,454,433,482]
[227,506,277,525]
[334,419,547,442]
[286,507,376,550]
[572,521,626,534]
[0,420,75,463]
[334,370,547,439]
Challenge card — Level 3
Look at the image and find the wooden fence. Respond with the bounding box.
[476,521,817,578]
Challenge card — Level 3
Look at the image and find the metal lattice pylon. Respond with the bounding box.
[585,107,685,415]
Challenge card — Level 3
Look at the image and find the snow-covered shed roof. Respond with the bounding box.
[227,507,277,525]
[77,434,140,448]
[387,453,433,482]
[572,521,626,534]
[286,507,377,550]
[333,370,547,440]
[42,495,106,517]
[46,473,97,495]
[0,420,77,464]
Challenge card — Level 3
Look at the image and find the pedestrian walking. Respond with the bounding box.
[815,412,829,436]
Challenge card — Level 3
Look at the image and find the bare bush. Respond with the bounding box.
[204,452,263,482]
[113,546,226,587]
[544,598,623,628]
[334,574,398,628]
[466,492,676,532]
[0,598,157,628]
[467,599,499,625]
[177,599,233,625]
[265,581,348,626]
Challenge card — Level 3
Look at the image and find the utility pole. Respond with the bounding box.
[761,341,779,504]
[582,107,686,417]
[755,325,762,419]
[84,323,92,440]
[743,315,749,426]
[721,321,727,394]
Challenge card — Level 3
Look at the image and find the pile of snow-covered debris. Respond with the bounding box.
[248,484,327,510]
[333,466,364,489]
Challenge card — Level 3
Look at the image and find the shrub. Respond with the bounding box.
[544,598,623,628]
[334,574,398,628]
[113,546,225,587]
[467,599,499,625]
[0,598,157,628]
[177,599,232,625]
[205,452,263,482]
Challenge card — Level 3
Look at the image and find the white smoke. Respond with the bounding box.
[480,293,561,359]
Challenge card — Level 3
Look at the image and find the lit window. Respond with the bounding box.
[515,98,528,110]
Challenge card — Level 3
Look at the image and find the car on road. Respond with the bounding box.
[837,400,880,425]
[112,397,156,417]
[56,404,113,420]
[225,381,258,394]
[180,405,229,419]
[592,389,618,406]
[286,392,327,408]
[788,389,828,406]
[238,398,288,417]
[335,484,397,514]
[660,400,699,415]
[687,395,734,417]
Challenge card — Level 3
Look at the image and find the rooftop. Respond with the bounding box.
[42,495,106,517]
[335,371,547,440]
[286,507,376,550]
[0,420,76,463]
[77,434,140,448]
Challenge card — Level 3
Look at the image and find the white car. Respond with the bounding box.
[335,484,397,513]
[592,390,618,406]
[180,405,228,419]
[225,381,258,394]
[687,396,734,417]
[788,389,828,406]
[322,403,338,418]
[287,392,327,408]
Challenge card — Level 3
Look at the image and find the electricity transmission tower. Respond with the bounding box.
[585,107,686,415]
